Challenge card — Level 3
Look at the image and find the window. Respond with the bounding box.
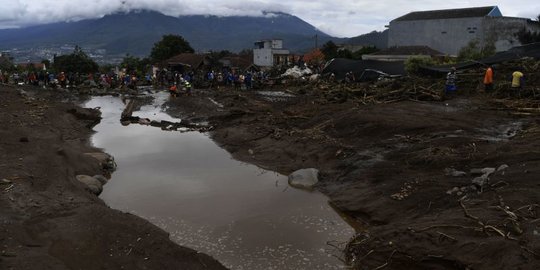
[441,31,447,34]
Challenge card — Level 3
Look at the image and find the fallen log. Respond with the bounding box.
[121,100,136,120]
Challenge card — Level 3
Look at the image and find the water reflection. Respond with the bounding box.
[86,93,354,269]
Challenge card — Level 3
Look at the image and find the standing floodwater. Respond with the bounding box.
[85,93,354,269]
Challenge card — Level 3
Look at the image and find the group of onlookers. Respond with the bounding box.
[444,65,527,97]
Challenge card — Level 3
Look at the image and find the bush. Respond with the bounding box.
[404,56,436,75]
[457,40,496,62]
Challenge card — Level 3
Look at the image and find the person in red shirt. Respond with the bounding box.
[483,66,493,92]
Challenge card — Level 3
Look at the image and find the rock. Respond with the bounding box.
[472,175,489,187]
[83,152,116,170]
[481,167,496,176]
[497,164,509,172]
[75,175,103,195]
[446,187,460,195]
[93,175,108,185]
[67,107,101,122]
[469,168,485,176]
[288,168,319,190]
[138,118,151,125]
[444,168,466,177]
[19,137,29,143]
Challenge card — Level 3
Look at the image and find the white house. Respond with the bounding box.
[388,6,540,55]
[253,39,290,67]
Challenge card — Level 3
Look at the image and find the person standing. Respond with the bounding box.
[511,70,524,90]
[445,67,457,95]
[512,70,524,96]
[483,66,493,92]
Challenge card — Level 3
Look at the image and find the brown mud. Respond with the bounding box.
[2,72,540,269]
[0,85,226,270]
[166,83,540,269]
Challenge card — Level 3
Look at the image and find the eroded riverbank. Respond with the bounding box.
[0,85,226,270]
[164,87,540,269]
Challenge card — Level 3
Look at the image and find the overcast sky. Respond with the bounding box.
[0,0,538,37]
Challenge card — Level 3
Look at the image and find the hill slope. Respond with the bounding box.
[0,10,338,58]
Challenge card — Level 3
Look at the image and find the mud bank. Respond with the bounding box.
[0,85,226,270]
[166,87,540,269]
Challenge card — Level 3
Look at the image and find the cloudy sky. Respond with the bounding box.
[0,0,538,37]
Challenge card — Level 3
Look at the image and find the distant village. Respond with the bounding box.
[1,5,539,89]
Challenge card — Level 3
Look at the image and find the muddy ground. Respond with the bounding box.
[0,85,226,270]
[2,76,540,269]
[166,83,540,269]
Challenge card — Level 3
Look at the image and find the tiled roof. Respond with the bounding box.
[393,6,497,21]
[166,53,207,67]
[219,55,253,70]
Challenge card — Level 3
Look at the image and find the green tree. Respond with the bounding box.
[457,40,496,62]
[41,59,51,70]
[321,41,339,60]
[336,49,353,59]
[351,46,379,60]
[404,56,436,75]
[150,34,194,62]
[120,54,151,75]
[0,55,15,71]
[53,46,98,73]
[515,27,540,44]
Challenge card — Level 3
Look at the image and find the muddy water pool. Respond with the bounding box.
[85,93,354,269]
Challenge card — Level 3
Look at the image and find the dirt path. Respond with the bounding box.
[166,87,540,269]
[0,85,226,270]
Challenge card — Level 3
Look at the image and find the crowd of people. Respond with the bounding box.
[0,70,151,90]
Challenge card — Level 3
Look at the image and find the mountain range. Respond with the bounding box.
[0,10,387,62]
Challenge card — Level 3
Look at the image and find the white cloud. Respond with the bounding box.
[0,0,538,37]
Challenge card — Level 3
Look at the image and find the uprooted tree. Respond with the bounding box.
[150,34,194,62]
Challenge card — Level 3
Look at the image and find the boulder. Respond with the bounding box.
[472,174,489,187]
[497,164,509,172]
[83,152,116,171]
[138,118,151,125]
[93,175,108,185]
[76,175,103,195]
[288,168,319,190]
[444,168,466,177]
[481,167,496,176]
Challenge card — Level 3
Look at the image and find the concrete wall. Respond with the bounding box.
[388,17,484,55]
[389,16,540,56]
[482,17,540,52]
[254,49,273,67]
[272,40,283,49]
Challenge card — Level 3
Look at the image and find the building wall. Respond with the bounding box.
[389,16,540,56]
[254,49,273,67]
[272,40,283,49]
[388,17,484,55]
[482,17,540,52]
